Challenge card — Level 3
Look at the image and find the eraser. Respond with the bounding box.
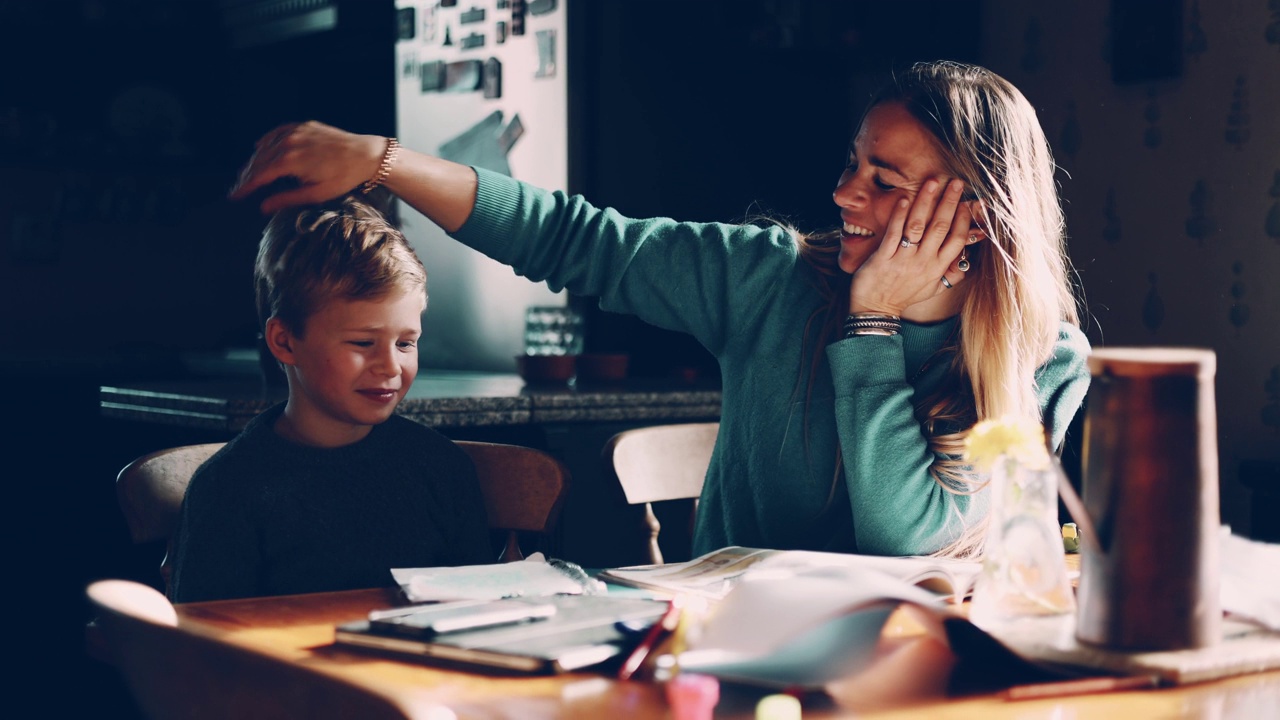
[756,693,802,720]
[1062,522,1080,553]
[666,673,720,720]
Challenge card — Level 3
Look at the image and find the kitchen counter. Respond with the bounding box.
[100,370,722,433]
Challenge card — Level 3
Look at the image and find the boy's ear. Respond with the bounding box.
[263,317,298,366]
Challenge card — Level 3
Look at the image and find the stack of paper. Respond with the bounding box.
[1220,528,1280,631]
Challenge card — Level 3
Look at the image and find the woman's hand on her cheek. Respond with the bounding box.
[228,121,386,214]
[848,177,972,315]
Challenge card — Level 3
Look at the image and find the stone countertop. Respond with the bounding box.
[100,370,722,433]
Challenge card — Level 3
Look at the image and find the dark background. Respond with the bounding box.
[0,0,985,714]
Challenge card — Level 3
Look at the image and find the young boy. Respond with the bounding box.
[168,195,492,603]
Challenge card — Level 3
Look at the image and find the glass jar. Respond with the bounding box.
[969,455,1076,627]
[523,305,584,356]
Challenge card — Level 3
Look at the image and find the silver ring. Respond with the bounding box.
[899,238,919,248]
[941,276,953,289]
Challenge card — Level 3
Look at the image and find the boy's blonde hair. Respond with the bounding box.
[255,195,426,336]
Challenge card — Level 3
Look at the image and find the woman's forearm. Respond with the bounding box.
[381,148,479,233]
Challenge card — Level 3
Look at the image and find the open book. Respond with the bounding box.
[639,559,1280,690]
[669,559,963,688]
[605,537,1280,690]
[597,546,983,604]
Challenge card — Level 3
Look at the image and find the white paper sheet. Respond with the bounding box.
[391,553,600,602]
[678,565,946,687]
[1221,527,1280,631]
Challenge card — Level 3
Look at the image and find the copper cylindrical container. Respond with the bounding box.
[1075,347,1220,651]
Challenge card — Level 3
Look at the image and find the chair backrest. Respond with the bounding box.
[86,579,415,720]
[455,440,570,562]
[604,422,718,564]
[116,443,226,593]
[117,443,227,545]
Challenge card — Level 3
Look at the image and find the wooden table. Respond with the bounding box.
[173,585,1280,719]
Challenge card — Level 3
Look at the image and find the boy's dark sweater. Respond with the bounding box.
[169,403,493,603]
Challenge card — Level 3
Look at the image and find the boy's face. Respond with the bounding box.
[266,287,425,447]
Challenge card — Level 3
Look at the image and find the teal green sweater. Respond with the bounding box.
[454,168,1091,556]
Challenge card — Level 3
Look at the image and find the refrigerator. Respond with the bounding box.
[394,0,568,372]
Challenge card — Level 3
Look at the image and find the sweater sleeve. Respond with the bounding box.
[824,323,1092,556]
[451,167,797,356]
[1039,323,1092,454]
[168,463,261,603]
[826,334,960,555]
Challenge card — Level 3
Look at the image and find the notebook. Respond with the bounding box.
[598,545,983,604]
[334,594,669,674]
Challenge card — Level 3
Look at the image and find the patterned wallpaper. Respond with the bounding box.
[980,0,1279,534]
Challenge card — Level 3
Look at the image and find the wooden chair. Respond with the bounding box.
[455,440,570,561]
[115,443,226,594]
[86,579,417,720]
[603,422,718,564]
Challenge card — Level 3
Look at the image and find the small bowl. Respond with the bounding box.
[576,353,630,383]
[516,354,577,385]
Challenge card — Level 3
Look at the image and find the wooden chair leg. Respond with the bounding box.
[644,503,664,565]
[499,531,525,563]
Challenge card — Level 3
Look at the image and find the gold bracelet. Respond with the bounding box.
[361,137,400,194]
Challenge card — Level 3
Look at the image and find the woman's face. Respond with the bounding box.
[832,101,952,275]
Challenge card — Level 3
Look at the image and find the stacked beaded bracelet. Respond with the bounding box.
[844,312,902,338]
[361,137,401,194]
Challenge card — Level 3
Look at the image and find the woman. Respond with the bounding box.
[231,61,1090,559]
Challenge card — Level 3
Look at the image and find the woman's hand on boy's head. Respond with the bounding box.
[229,121,386,215]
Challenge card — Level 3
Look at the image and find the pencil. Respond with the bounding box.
[1001,673,1162,701]
[617,601,680,681]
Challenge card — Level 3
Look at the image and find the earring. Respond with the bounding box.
[957,248,970,272]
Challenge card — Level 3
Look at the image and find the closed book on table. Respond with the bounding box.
[334,594,668,674]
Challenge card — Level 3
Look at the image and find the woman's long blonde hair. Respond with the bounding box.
[797,61,1080,557]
